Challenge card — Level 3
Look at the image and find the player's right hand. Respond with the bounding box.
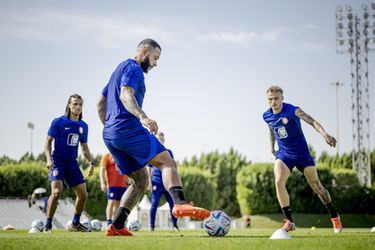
[140,116,158,135]
[46,159,53,169]
[101,184,107,192]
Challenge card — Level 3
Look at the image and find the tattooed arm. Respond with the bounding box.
[269,126,276,156]
[120,86,158,134]
[295,108,337,147]
[97,95,107,125]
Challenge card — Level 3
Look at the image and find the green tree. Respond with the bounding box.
[0,155,17,166]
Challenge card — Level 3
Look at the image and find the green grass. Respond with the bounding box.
[1,228,374,250]
[247,214,375,228]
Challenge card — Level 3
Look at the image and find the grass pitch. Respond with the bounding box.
[0,228,374,250]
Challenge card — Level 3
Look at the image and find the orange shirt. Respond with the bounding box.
[101,153,126,188]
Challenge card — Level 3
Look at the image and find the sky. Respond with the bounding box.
[0,0,374,163]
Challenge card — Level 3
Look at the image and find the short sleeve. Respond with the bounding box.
[288,104,299,118]
[101,84,109,97]
[100,153,109,169]
[120,65,142,91]
[47,118,60,138]
[167,149,174,159]
[80,123,88,143]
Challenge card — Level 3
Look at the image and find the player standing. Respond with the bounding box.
[263,85,343,233]
[97,38,210,236]
[100,152,128,227]
[44,94,94,232]
[148,131,179,231]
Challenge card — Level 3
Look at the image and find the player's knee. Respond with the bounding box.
[51,189,61,200]
[76,190,88,200]
[274,177,285,188]
[139,179,148,194]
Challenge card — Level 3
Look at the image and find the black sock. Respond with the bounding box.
[168,186,186,205]
[325,202,338,218]
[112,207,130,230]
[282,206,294,222]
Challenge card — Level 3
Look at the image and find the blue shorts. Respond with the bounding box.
[103,126,166,175]
[49,156,85,188]
[107,187,126,200]
[276,152,315,173]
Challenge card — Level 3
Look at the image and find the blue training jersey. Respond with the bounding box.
[149,149,174,185]
[102,59,145,139]
[263,102,309,157]
[48,115,88,161]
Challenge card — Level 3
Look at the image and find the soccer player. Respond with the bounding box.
[44,94,94,233]
[148,131,179,231]
[97,38,210,236]
[263,85,343,234]
[100,152,127,227]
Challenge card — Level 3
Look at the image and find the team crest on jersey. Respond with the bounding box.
[275,126,288,139]
[282,117,289,124]
[79,127,84,134]
[53,169,59,177]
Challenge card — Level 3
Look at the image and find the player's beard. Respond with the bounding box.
[140,55,151,73]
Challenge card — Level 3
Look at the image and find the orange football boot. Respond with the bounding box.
[172,202,210,220]
[106,224,133,236]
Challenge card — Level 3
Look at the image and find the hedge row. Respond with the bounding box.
[0,163,216,217]
[1,163,374,216]
[236,163,375,215]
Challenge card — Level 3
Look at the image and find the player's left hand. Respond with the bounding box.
[87,165,94,177]
[324,134,337,147]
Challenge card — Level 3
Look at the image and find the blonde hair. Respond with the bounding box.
[266,85,283,94]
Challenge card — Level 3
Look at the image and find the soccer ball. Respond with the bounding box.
[65,220,72,230]
[90,219,102,232]
[30,219,44,232]
[81,219,91,230]
[127,220,141,231]
[203,210,231,237]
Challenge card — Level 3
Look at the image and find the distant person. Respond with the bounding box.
[263,85,342,234]
[28,188,48,214]
[97,38,210,237]
[100,152,128,227]
[148,131,179,231]
[44,94,95,233]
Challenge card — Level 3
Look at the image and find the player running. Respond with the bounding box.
[148,131,179,231]
[44,94,94,233]
[100,152,128,227]
[263,85,343,234]
[97,38,210,236]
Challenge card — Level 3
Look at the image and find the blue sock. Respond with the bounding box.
[72,214,81,225]
[107,219,112,226]
[46,218,53,227]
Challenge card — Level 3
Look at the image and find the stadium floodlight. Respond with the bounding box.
[335,3,375,186]
[27,122,34,156]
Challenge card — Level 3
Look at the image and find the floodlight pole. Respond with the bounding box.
[335,4,374,186]
[331,81,344,155]
[27,122,34,157]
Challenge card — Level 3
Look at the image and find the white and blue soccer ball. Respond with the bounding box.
[203,210,231,237]
[127,220,141,231]
[81,219,92,231]
[90,219,102,232]
[29,219,44,233]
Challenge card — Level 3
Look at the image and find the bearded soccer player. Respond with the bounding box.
[44,94,94,233]
[263,85,343,234]
[97,38,210,236]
